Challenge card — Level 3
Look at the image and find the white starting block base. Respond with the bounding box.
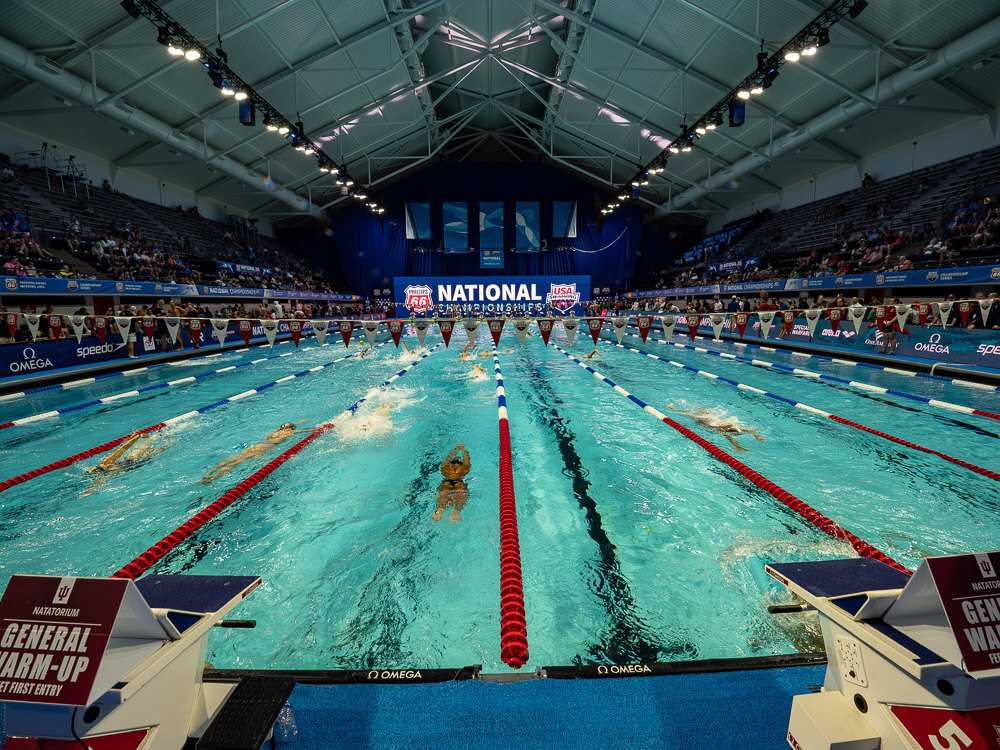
[787,692,879,750]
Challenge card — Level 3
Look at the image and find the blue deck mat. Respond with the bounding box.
[281,664,825,749]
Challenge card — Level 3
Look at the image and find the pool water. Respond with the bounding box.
[0,324,997,672]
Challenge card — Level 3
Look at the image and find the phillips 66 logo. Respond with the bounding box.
[404,284,433,312]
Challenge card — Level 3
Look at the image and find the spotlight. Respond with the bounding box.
[737,89,751,100]
[816,28,830,47]
[220,81,235,96]
[356,193,367,200]
[265,117,278,132]
[784,50,800,62]
[278,124,290,134]
[681,144,692,152]
[167,43,184,56]
[631,180,640,187]
[749,84,764,95]
[319,164,330,173]
[233,90,248,101]
[668,145,680,154]
[801,44,817,56]
[304,146,314,155]
[695,125,706,135]
[618,192,628,200]
[184,48,201,61]
[377,207,385,214]
[345,179,354,186]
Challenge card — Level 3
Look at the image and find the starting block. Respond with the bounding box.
[768,551,1000,750]
[0,573,273,749]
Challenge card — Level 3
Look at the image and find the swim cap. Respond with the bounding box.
[280,422,296,430]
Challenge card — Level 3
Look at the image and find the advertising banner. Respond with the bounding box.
[393,275,590,316]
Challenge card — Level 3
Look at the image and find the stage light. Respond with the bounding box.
[265,117,278,132]
[695,125,706,135]
[319,164,330,172]
[355,193,367,200]
[816,28,830,47]
[785,50,800,62]
[801,44,817,56]
[631,180,640,187]
[233,90,248,101]
[167,43,184,56]
[278,124,289,134]
[377,207,385,214]
[345,179,354,186]
[304,146,314,155]
[750,84,764,95]
[668,145,679,154]
[737,89,751,100]
[220,81,235,96]
[681,143,692,152]
[185,48,201,61]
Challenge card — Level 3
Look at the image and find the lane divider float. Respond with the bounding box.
[641,334,1000,423]
[610,339,1000,482]
[112,343,442,580]
[0,345,381,492]
[549,343,910,574]
[491,346,529,669]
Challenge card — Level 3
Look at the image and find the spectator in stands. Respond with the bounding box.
[986,293,1000,330]
[861,172,875,188]
[0,164,22,187]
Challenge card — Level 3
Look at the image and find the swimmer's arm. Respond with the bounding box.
[101,434,141,467]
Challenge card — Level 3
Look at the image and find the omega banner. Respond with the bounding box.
[393,276,590,316]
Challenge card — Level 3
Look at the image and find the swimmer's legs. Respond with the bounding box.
[724,433,747,453]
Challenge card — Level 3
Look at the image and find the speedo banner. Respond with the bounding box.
[393,276,589,316]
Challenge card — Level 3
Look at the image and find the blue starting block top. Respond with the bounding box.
[769,559,910,599]
[136,575,261,615]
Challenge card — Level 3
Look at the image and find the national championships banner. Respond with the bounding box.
[393,276,590,315]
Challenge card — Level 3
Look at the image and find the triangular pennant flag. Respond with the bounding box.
[46,314,63,342]
[587,317,603,344]
[874,306,887,330]
[164,317,180,346]
[979,298,993,322]
[734,312,749,339]
[141,316,157,344]
[5,312,18,340]
[262,318,279,347]
[562,318,578,346]
[211,319,229,348]
[362,320,379,346]
[462,318,480,347]
[386,320,403,348]
[414,320,429,347]
[94,315,108,344]
[513,319,531,347]
[612,316,629,344]
[828,308,842,335]
[237,319,253,347]
[537,318,554,346]
[187,317,204,349]
[710,314,726,340]
[286,320,303,347]
[804,309,822,339]
[781,310,796,336]
[847,307,866,335]
[895,304,911,320]
[312,320,329,347]
[636,315,652,343]
[758,310,775,340]
[937,301,952,329]
[114,316,131,345]
[917,303,930,328]
[24,313,41,342]
[437,319,454,348]
[684,314,701,341]
[69,314,87,344]
[659,315,676,340]
[957,301,972,327]
[338,320,355,347]
[488,318,505,347]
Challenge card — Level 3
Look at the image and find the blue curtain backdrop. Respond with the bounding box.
[324,163,643,294]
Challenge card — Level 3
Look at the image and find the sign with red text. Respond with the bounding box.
[928,552,1000,674]
[0,576,128,705]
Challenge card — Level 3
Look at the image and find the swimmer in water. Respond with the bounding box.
[460,343,474,360]
[434,443,470,522]
[401,341,411,353]
[199,421,312,484]
[583,349,601,359]
[82,433,168,495]
[359,402,392,431]
[471,364,485,377]
[360,346,372,358]
[667,404,764,452]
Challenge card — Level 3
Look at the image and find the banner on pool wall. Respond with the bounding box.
[393,276,590,316]
[0,319,320,381]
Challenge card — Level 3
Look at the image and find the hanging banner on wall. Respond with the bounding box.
[393,276,590,316]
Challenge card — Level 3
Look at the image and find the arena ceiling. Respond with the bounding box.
[0,0,998,223]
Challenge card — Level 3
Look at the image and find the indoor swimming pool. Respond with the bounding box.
[0,323,997,673]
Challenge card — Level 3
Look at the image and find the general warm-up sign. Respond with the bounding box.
[393,275,590,315]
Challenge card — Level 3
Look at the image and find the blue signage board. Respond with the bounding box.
[393,275,590,315]
[480,250,504,269]
[0,275,360,302]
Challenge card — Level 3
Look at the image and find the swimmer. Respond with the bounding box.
[470,364,485,378]
[199,421,312,484]
[82,433,167,495]
[401,341,411,353]
[479,350,490,358]
[434,443,470,522]
[460,343,474,360]
[360,346,372,358]
[359,402,392,431]
[667,404,764,453]
[583,349,601,359]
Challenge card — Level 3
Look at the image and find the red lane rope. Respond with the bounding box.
[112,426,329,579]
[829,415,1000,482]
[973,408,1000,420]
[659,413,911,574]
[0,423,166,493]
[493,350,528,669]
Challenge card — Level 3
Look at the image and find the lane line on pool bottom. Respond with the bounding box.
[491,346,529,670]
[631,320,999,393]
[0,344,383,494]
[0,340,296,403]
[112,343,443,580]
[636,332,1000,423]
[0,332,368,428]
[548,342,910,574]
[608,339,1000,482]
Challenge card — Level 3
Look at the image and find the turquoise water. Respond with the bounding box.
[0,325,997,672]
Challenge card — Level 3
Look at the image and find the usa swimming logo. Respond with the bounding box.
[404,284,433,312]
[545,283,580,310]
